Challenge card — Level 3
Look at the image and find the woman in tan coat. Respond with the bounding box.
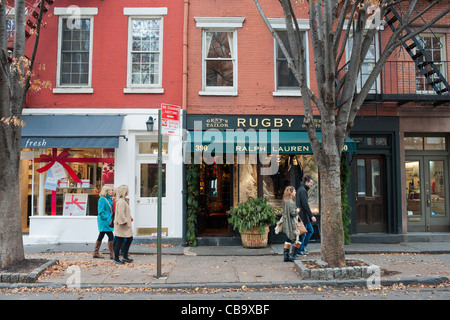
[113,185,134,264]
[282,186,301,262]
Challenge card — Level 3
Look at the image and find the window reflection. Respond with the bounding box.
[140,163,166,197]
[406,161,421,216]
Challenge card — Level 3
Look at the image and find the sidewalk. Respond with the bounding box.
[9,240,449,290]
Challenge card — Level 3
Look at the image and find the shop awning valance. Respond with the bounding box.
[188,131,357,154]
[21,115,124,149]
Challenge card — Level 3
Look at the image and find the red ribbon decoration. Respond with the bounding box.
[36,149,82,183]
[66,194,86,211]
[34,148,115,215]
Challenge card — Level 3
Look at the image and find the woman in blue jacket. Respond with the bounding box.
[93,185,115,259]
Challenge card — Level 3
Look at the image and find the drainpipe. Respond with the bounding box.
[181,0,189,246]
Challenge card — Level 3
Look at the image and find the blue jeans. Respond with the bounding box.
[299,222,314,251]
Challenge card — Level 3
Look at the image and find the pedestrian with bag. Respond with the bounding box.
[93,185,115,259]
[296,175,316,256]
[113,185,134,264]
[281,186,301,262]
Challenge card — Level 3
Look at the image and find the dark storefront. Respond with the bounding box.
[186,114,359,241]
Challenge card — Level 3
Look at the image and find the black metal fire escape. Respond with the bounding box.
[383,4,449,106]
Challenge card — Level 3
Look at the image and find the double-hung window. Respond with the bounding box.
[195,17,244,96]
[269,19,309,96]
[124,8,167,94]
[54,7,97,93]
[346,32,380,94]
[415,34,446,94]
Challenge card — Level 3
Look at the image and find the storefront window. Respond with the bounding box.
[406,160,421,216]
[25,148,115,217]
[424,137,446,151]
[405,136,446,151]
[238,154,257,203]
[261,154,319,214]
[405,137,423,150]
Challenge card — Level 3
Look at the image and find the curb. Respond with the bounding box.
[0,276,448,291]
[0,259,58,284]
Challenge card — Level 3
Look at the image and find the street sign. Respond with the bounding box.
[161,103,181,136]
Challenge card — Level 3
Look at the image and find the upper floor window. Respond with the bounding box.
[195,17,245,96]
[346,33,380,94]
[269,18,310,96]
[124,8,167,94]
[54,7,97,94]
[415,34,446,94]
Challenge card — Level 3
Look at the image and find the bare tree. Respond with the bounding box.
[255,0,449,267]
[0,0,47,268]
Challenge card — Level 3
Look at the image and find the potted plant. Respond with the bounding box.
[227,197,277,248]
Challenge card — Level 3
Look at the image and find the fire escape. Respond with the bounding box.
[364,3,450,107]
[6,0,54,62]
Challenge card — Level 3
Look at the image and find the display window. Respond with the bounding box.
[22,147,115,217]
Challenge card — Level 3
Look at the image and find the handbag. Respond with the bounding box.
[105,198,114,228]
[274,217,283,234]
[296,218,307,235]
[109,212,115,228]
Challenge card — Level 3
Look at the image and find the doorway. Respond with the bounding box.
[197,162,232,236]
[406,157,449,232]
[355,155,387,232]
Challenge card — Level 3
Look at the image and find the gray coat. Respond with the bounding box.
[282,198,298,241]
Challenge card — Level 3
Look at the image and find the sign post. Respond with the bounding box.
[155,104,181,279]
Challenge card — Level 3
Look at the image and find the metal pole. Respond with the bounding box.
[156,108,163,278]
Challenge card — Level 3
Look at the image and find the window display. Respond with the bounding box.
[23,147,114,217]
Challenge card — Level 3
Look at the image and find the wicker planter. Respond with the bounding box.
[241,226,269,248]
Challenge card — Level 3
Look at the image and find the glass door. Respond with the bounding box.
[406,157,449,231]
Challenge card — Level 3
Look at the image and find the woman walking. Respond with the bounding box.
[94,185,115,259]
[113,185,134,264]
[281,186,301,262]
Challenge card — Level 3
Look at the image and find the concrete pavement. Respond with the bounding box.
[2,239,447,290]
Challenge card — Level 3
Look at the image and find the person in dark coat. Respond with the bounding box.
[296,175,316,256]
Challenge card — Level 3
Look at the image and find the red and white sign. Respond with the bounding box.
[161,103,181,136]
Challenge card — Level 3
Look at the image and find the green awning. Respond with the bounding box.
[188,131,357,154]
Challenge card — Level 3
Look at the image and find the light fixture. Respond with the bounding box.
[146,116,154,132]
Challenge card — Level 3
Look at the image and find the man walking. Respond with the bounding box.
[296,175,316,256]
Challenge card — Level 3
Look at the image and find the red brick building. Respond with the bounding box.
[17,0,185,244]
[184,0,450,242]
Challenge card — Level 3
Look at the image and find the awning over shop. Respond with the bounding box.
[188,131,357,154]
[21,115,125,149]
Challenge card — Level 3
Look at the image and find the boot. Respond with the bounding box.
[283,242,291,262]
[289,242,301,261]
[93,241,103,259]
[108,241,114,260]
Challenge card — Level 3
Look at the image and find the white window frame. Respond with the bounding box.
[268,18,310,97]
[53,7,97,94]
[345,29,381,95]
[414,33,446,95]
[124,8,167,94]
[195,17,245,96]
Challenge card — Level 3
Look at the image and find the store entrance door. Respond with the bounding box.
[406,157,449,232]
[355,155,387,232]
[135,160,167,236]
[197,162,232,236]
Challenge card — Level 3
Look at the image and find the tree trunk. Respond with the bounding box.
[0,125,24,268]
[319,153,346,268]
